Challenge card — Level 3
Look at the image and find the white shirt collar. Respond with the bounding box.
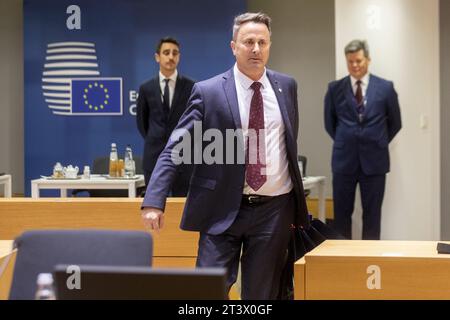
[350,73,370,87]
[159,69,178,83]
[234,63,269,90]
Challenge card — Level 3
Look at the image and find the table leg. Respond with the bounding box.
[5,176,12,197]
[31,182,39,199]
[60,189,67,197]
[317,180,326,223]
[129,183,136,198]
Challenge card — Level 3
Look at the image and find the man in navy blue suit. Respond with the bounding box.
[136,37,195,196]
[324,40,402,240]
[140,12,309,299]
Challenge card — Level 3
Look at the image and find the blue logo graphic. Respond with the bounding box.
[42,41,123,116]
[71,78,122,114]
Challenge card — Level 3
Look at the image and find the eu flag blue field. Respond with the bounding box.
[71,78,122,114]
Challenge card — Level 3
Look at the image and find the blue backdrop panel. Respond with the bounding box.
[24,0,246,196]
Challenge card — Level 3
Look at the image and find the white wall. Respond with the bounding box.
[441,0,450,240]
[248,0,335,199]
[0,0,24,195]
[335,0,440,240]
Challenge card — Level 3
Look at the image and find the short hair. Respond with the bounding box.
[232,12,272,41]
[344,39,370,58]
[155,37,180,54]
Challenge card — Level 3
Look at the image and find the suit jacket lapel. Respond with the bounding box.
[266,70,295,143]
[344,76,360,120]
[169,75,185,119]
[364,74,378,118]
[151,77,165,111]
[222,69,242,130]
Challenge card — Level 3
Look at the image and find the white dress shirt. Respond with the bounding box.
[159,69,178,108]
[233,64,293,196]
[350,73,370,102]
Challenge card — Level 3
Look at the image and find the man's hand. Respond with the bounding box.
[141,207,165,231]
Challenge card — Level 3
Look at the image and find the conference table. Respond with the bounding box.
[31,174,145,198]
[302,176,327,222]
[0,175,12,198]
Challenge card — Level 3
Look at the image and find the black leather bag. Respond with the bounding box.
[277,216,345,300]
[294,218,346,259]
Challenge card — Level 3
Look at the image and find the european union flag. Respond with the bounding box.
[71,78,122,115]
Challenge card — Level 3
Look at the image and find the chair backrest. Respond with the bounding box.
[92,156,143,174]
[9,230,152,300]
[91,156,109,174]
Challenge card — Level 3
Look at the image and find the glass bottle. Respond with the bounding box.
[118,159,125,177]
[35,273,56,300]
[109,143,118,177]
[124,145,135,178]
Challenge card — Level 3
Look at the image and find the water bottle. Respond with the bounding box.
[109,143,118,177]
[124,145,135,178]
[35,273,56,300]
[118,159,125,177]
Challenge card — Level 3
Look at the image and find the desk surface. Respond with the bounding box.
[31,174,145,198]
[32,174,144,186]
[306,240,450,259]
[297,240,450,300]
[0,175,11,182]
[0,241,13,258]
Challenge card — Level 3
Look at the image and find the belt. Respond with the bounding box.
[241,194,275,206]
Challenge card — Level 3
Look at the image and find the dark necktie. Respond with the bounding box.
[355,80,363,106]
[355,80,364,121]
[246,82,266,191]
[163,78,170,111]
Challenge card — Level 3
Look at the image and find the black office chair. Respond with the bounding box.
[72,155,145,197]
[298,155,310,197]
[8,229,153,300]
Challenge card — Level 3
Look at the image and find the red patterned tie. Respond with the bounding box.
[246,82,267,191]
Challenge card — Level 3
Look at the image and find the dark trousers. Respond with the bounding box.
[332,170,386,240]
[196,192,295,300]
